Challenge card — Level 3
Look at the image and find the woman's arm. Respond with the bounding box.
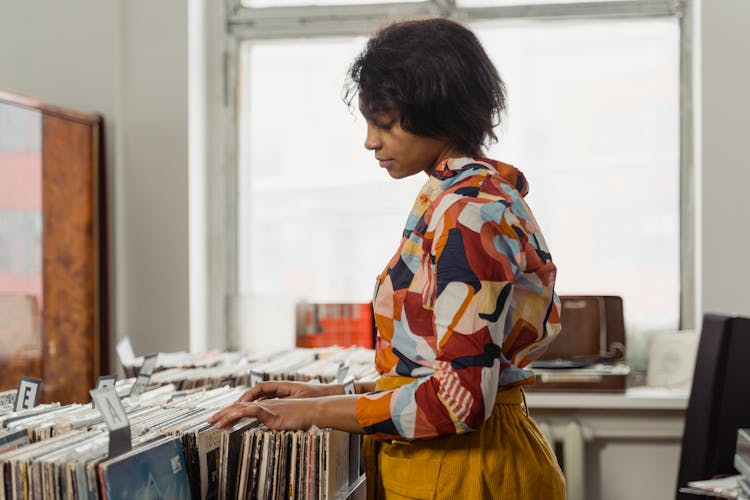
[355,381,376,394]
[236,380,376,401]
[207,380,377,431]
[208,394,364,433]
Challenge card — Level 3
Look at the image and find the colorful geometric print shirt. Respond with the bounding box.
[355,157,561,440]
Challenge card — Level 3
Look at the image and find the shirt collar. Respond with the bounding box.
[432,156,530,197]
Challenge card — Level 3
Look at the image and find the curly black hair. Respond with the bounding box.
[344,18,506,155]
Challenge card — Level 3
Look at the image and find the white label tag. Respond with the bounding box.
[139,353,159,376]
[90,387,129,431]
[343,379,356,395]
[14,377,41,412]
[171,455,182,474]
[129,374,150,398]
[90,386,132,458]
[249,371,263,389]
[96,375,116,390]
[129,353,158,397]
[115,336,136,366]
[93,375,117,408]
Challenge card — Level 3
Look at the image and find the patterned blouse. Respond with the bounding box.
[355,157,561,440]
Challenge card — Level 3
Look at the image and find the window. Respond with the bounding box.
[457,0,622,5]
[474,17,681,368]
[225,0,688,370]
[243,0,418,6]
[238,36,426,302]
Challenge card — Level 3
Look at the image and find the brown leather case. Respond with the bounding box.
[538,295,626,363]
[528,295,628,392]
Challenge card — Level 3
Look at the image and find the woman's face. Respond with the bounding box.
[361,107,458,179]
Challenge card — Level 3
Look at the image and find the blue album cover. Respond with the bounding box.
[101,436,191,500]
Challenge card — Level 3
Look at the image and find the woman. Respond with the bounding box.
[209,18,565,499]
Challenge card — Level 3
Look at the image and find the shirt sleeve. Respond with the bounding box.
[356,193,561,440]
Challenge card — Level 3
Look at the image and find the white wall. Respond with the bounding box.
[0,0,190,360]
[0,1,119,179]
[118,0,190,356]
[699,0,750,319]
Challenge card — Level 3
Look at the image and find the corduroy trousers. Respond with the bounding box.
[363,377,566,499]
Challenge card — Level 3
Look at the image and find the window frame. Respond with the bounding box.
[213,0,694,346]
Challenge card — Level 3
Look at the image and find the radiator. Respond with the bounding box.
[537,420,592,500]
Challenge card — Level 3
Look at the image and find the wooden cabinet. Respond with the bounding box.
[0,88,110,404]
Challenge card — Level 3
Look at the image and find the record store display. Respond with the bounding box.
[0,347,372,500]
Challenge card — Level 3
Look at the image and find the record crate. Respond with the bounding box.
[295,302,375,349]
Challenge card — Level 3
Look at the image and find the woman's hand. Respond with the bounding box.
[207,394,365,433]
[236,381,340,403]
[208,398,317,431]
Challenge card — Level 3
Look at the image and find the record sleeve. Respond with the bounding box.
[218,418,259,500]
[197,425,221,500]
[327,430,350,500]
[234,431,252,500]
[98,436,191,500]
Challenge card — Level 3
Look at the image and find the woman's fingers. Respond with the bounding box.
[236,385,264,402]
[235,381,333,403]
[236,381,293,403]
[208,399,315,431]
[208,402,268,429]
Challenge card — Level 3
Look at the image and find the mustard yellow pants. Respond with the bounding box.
[363,377,566,499]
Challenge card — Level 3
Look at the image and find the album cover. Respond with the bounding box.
[218,418,259,500]
[99,436,191,500]
[234,431,252,500]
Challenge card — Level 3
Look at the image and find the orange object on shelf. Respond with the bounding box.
[295,302,375,349]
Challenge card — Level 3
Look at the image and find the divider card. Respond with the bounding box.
[343,379,356,395]
[139,353,159,377]
[92,375,116,408]
[130,353,159,397]
[336,363,349,384]
[14,376,41,412]
[96,375,116,390]
[115,336,137,367]
[90,386,132,458]
[249,371,263,389]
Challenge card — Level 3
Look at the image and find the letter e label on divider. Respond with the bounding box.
[14,377,41,412]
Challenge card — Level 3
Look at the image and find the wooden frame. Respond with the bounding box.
[0,88,110,404]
